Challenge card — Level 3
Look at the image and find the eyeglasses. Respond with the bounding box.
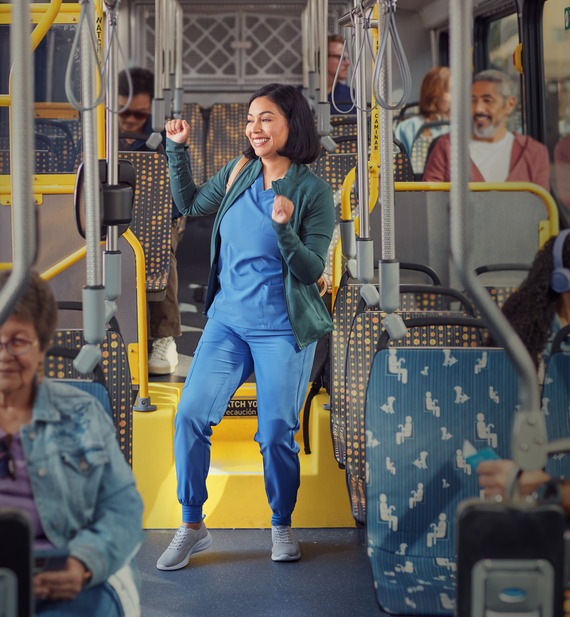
[119,109,150,120]
[0,435,15,481]
[0,337,37,356]
[329,54,350,63]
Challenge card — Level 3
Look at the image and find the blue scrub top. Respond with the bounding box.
[207,172,290,330]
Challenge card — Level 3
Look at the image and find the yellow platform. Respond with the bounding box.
[133,383,355,529]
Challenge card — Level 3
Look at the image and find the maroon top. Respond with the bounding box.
[423,131,550,192]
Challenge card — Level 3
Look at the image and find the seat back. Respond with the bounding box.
[119,150,172,294]
[181,103,206,184]
[330,114,358,142]
[365,347,518,615]
[44,328,133,464]
[394,102,420,127]
[393,138,415,182]
[330,277,361,468]
[34,133,62,173]
[410,120,450,179]
[541,346,570,479]
[205,103,249,179]
[464,264,530,318]
[310,148,358,280]
[0,134,61,174]
[391,189,554,289]
[329,269,446,469]
[344,311,487,524]
[34,119,77,173]
[455,499,565,617]
[58,379,114,421]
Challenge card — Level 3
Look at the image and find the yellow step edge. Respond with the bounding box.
[133,385,354,529]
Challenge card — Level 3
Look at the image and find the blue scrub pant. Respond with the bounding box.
[174,318,317,526]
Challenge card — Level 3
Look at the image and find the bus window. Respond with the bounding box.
[487,12,522,133]
[0,23,82,176]
[543,0,570,216]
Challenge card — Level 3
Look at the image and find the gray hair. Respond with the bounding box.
[473,69,517,100]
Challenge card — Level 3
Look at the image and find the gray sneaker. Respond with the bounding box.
[156,523,212,570]
[271,525,301,562]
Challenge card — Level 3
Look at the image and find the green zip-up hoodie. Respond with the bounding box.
[166,141,335,349]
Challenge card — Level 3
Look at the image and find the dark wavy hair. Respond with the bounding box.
[487,234,570,369]
[243,83,321,165]
[118,67,154,98]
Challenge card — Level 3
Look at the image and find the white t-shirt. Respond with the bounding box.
[469,132,515,182]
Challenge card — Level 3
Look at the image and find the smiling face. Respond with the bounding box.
[245,96,290,161]
[471,80,516,141]
[0,316,43,404]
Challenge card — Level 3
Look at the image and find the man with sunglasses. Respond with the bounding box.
[118,68,183,375]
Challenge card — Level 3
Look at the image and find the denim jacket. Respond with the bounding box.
[166,142,335,349]
[21,379,145,588]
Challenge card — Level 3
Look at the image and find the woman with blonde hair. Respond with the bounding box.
[394,66,451,158]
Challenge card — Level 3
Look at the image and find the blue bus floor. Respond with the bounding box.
[136,527,413,617]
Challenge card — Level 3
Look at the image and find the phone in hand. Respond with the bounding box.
[33,548,69,574]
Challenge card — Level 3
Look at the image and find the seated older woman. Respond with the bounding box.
[0,270,145,616]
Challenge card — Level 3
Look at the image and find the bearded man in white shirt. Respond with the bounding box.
[423,69,550,191]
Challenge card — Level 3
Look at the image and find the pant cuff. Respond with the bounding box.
[182,505,204,524]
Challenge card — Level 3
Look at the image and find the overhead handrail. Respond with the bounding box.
[371,0,412,111]
[354,4,370,268]
[316,0,336,152]
[64,0,105,112]
[0,0,36,327]
[329,35,355,115]
[345,6,375,115]
[300,5,310,95]
[160,0,175,119]
[70,0,106,376]
[153,0,165,133]
[354,3,378,290]
[103,0,129,352]
[304,0,319,107]
[376,1,399,316]
[173,2,184,118]
[332,3,376,279]
[149,0,177,148]
[335,2,407,340]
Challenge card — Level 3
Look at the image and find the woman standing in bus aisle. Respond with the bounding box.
[478,230,570,501]
[0,271,145,617]
[394,66,451,158]
[155,83,335,570]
